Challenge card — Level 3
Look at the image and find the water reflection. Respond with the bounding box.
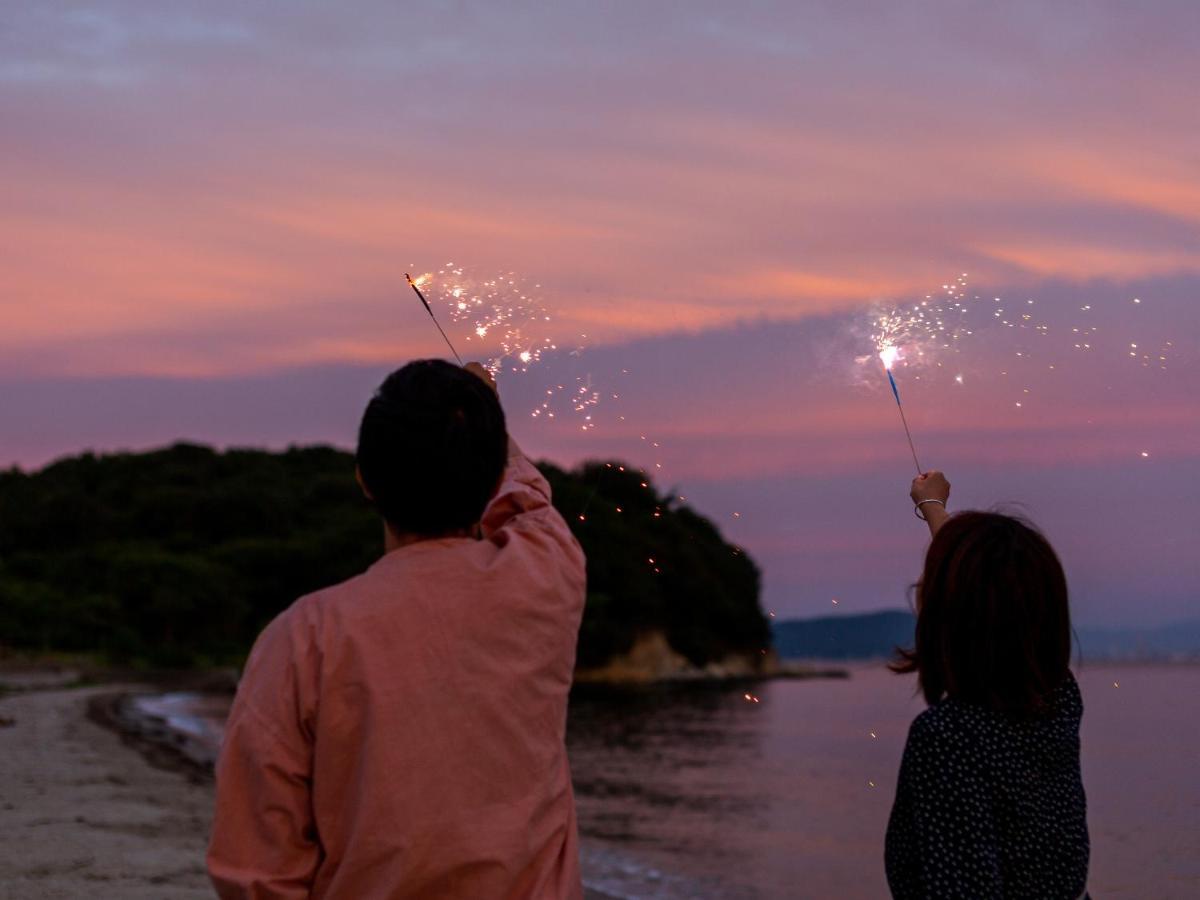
[568,683,771,853]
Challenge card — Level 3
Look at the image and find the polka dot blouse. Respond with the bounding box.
[885,673,1089,899]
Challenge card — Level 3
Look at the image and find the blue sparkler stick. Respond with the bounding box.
[887,368,902,405]
[884,364,923,475]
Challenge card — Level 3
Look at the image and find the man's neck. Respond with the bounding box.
[383,523,475,553]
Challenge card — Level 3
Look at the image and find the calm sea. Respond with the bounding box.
[569,664,1200,898]
[141,664,1200,898]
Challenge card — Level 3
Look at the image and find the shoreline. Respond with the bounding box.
[87,691,220,780]
[571,630,849,685]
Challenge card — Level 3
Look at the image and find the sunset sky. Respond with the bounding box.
[3,2,1197,627]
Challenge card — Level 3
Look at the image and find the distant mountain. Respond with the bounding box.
[773,610,1200,662]
[772,610,914,661]
[1076,620,1200,662]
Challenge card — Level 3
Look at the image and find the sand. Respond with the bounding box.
[0,685,214,899]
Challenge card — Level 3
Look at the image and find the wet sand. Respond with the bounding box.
[0,685,213,898]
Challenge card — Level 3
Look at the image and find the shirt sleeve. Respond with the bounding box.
[207,609,322,899]
[480,440,554,535]
[885,716,1002,899]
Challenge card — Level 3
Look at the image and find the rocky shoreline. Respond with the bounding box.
[573,630,848,684]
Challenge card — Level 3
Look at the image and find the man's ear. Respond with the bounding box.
[355,465,374,500]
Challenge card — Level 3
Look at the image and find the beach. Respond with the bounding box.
[0,684,213,899]
[0,680,620,899]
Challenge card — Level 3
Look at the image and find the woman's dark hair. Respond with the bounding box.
[891,511,1071,717]
[356,360,507,536]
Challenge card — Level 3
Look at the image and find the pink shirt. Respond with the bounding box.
[208,448,587,899]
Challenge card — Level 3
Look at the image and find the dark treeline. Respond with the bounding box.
[0,444,768,668]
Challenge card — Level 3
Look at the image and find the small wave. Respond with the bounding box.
[581,843,740,899]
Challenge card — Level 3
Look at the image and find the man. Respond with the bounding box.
[208,360,587,899]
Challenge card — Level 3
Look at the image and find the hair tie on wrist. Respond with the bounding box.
[914,498,946,521]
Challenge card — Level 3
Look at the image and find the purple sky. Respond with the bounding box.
[2,2,1198,626]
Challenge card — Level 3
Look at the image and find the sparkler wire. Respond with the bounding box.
[406,272,464,365]
[886,367,923,475]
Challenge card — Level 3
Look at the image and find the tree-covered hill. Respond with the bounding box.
[0,444,768,668]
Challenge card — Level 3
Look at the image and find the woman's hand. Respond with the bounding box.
[911,471,951,536]
[911,471,949,505]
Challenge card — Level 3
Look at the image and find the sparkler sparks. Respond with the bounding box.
[408,263,606,432]
[406,263,567,375]
[858,272,1181,422]
[864,273,973,374]
[410,268,705,532]
[853,271,1185,478]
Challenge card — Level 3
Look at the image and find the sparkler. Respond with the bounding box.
[407,264,573,375]
[406,272,463,365]
[879,346,923,475]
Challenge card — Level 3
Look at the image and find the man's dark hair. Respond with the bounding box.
[356,360,507,536]
[891,511,1071,718]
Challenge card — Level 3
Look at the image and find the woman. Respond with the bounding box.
[885,471,1089,899]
